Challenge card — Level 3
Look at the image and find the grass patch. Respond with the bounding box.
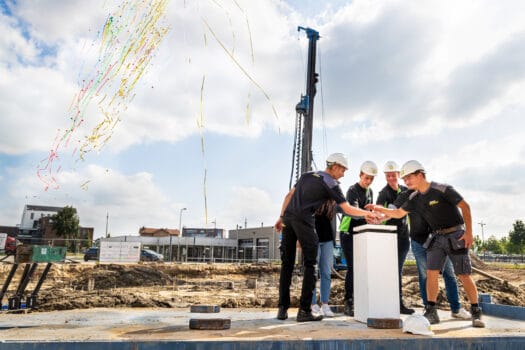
[485,262,525,269]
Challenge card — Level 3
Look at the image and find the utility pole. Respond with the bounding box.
[479,221,486,260]
[105,211,109,238]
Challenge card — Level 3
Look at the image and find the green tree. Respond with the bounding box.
[508,220,525,254]
[500,236,509,253]
[484,235,505,254]
[52,206,80,252]
[472,235,484,253]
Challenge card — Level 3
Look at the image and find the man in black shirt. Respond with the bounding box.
[376,161,414,315]
[338,160,378,316]
[370,160,485,328]
[274,153,380,322]
[395,190,471,320]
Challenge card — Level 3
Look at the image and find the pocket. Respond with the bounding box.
[448,231,467,253]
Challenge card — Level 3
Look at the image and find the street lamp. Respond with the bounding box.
[171,207,187,262]
[179,207,187,235]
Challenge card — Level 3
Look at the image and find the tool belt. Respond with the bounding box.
[434,225,464,235]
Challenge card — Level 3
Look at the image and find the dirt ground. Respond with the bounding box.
[1,257,524,312]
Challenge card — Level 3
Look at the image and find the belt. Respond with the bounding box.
[434,225,464,235]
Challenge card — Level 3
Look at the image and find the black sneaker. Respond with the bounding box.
[296,309,323,322]
[471,306,485,328]
[277,306,288,320]
[400,302,415,315]
[423,304,440,324]
[344,299,354,317]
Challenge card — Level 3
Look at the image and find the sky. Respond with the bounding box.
[1,0,524,240]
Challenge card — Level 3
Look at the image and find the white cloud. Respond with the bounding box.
[3,163,180,235]
[1,0,524,239]
[219,186,280,229]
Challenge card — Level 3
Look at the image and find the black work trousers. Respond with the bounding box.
[278,216,319,312]
[340,231,354,301]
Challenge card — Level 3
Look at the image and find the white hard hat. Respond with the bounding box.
[400,160,425,178]
[383,161,400,173]
[403,314,434,336]
[326,153,349,169]
[360,161,378,176]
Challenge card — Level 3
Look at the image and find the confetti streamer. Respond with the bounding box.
[37,0,171,190]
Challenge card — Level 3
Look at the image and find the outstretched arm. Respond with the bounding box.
[366,204,408,219]
[340,202,382,222]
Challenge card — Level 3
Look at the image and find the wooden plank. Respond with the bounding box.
[472,267,505,283]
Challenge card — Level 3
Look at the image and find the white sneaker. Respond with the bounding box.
[311,304,321,314]
[451,308,471,319]
[321,304,335,317]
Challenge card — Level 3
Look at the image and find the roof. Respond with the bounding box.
[25,204,64,212]
[139,227,179,236]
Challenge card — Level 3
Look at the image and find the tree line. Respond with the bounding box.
[473,220,525,255]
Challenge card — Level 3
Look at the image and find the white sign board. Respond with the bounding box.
[0,233,7,251]
[99,241,141,263]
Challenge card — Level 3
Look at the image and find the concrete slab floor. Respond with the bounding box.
[0,307,523,342]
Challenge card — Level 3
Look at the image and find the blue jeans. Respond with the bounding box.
[411,239,461,312]
[312,241,334,304]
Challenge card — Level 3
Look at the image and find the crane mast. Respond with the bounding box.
[291,27,319,188]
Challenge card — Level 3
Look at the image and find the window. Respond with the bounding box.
[30,213,34,219]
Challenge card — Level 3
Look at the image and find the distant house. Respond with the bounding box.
[15,205,94,247]
[38,216,94,248]
[139,227,180,237]
[17,204,63,242]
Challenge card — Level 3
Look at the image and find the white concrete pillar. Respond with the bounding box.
[353,224,400,323]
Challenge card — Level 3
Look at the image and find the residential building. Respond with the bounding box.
[18,205,63,242]
[39,216,94,250]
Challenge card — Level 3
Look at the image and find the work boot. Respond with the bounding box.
[277,306,288,320]
[400,301,415,315]
[423,304,440,324]
[344,299,354,317]
[471,306,485,328]
[296,309,323,322]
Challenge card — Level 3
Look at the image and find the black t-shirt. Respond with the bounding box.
[284,171,346,226]
[340,182,373,233]
[377,184,409,239]
[401,182,464,231]
[394,190,431,244]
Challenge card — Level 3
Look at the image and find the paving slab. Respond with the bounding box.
[0,307,523,349]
